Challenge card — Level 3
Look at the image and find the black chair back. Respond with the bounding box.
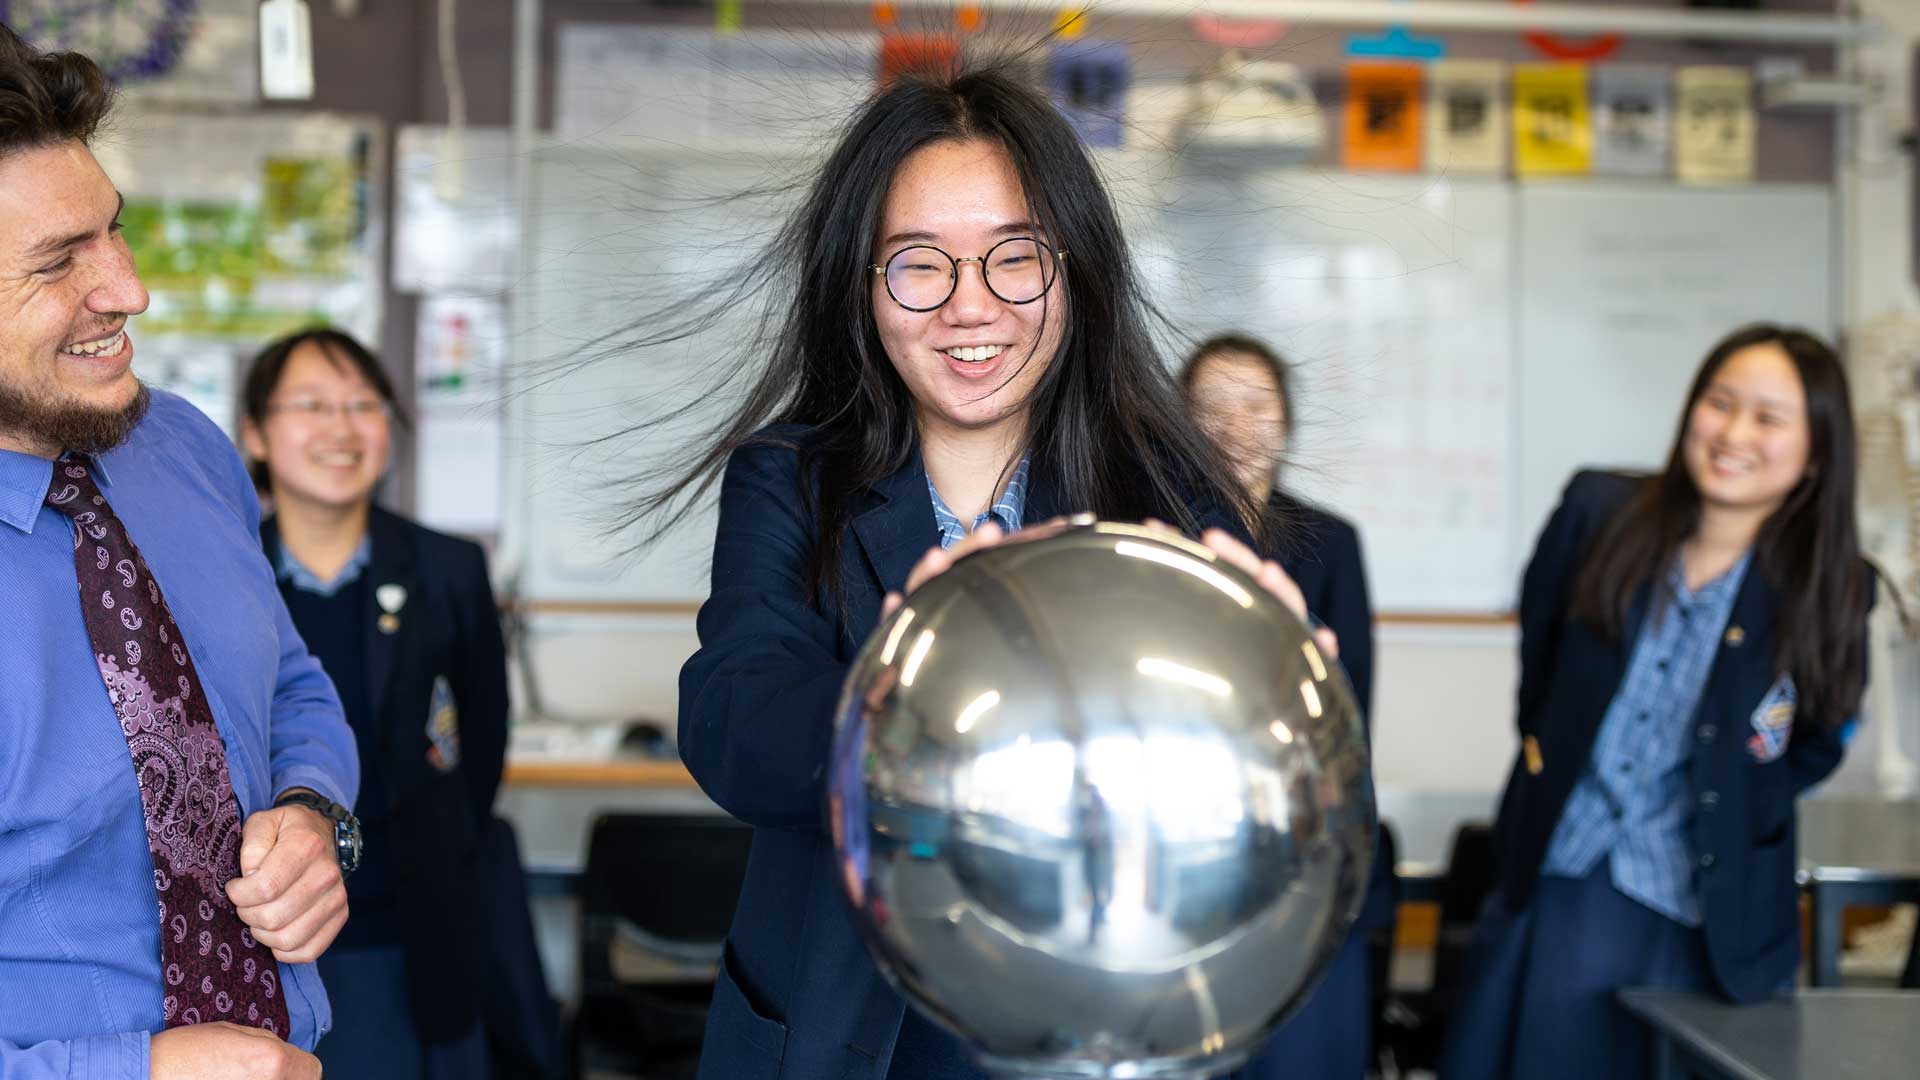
[570,812,754,1079]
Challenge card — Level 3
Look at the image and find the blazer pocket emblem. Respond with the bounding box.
[1746,675,1795,764]
[426,675,461,772]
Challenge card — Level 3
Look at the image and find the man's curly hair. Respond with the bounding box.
[0,22,115,156]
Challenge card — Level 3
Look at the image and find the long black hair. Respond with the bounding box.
[1568,324,1869,731]
[623,58,1254,616]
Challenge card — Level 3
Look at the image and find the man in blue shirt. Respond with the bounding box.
[0,27,358,1080]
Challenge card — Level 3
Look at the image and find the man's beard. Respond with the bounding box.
[0,378,152,456]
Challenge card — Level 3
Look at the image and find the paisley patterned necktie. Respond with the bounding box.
[45,456,290,1035]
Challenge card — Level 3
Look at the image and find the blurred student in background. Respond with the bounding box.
[242,328,510,1079]
[1182,334,1384,1080]
[1440,325,1874,1080]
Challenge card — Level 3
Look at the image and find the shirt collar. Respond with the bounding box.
[0,448,54,534]
[929,453,1031,548]
[276,534,373,597]
[0,444,115,533]
[1666,548,1752,609]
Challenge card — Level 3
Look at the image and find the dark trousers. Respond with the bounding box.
[1437,864,1711,1080]
[315,943,491,1080]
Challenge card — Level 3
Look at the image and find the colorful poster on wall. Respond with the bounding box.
[1512,64,1591,177]
[414,296,505,534]
[1048,40,1130,148]
[88,108,384,432]
[1675,66,1755,185]
[1343,62,1423,172]
[1592,66,1671,177]
[1425,60,1506,175]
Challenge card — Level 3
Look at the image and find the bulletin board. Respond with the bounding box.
[92,109,386,434]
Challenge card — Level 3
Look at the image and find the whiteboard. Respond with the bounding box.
[514,146,797,603]
[507,147,1836,613]
[1513,183,1836,566]
[1116,165,1518,611]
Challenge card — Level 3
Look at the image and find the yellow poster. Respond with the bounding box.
[1512,64,1591,177]
[1674,66,1755,185]
[1426,60,1507,175]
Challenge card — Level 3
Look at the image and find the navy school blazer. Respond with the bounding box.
[679,428,1249,1079]
[1266,491,1392,933]
[261,508,509,1039]
[1490,470,1872,1003]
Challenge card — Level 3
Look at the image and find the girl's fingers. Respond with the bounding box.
[1313,625,1341,663]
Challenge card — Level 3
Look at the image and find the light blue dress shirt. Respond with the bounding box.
[0,390,359,1076]
[1542,552,1751,927]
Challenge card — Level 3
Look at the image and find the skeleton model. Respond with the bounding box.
[1851,311,1920,797]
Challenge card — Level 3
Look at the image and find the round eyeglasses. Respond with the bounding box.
[870,237,1068,313]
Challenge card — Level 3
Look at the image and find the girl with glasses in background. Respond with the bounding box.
[242,328,512,1080]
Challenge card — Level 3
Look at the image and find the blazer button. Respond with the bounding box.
[1699,852,1717,870]
[1697,724,1717,743]
[1698,790,1720,811]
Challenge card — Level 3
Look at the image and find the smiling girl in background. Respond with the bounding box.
[1439,324,1874,1080]
[242,328,510,1080]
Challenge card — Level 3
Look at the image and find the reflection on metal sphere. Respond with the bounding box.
[827,521,1375,1079]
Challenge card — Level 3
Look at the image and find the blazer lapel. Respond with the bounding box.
[362,508,418,745]
[851,455,939,599]
[1022,461,1064,525]
[1564,581,1648,758]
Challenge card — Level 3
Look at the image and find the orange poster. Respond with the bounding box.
[1343,62,1424,172]
[878,35,959,87]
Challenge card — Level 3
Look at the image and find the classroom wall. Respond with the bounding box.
[496,0,1885,805]
[275,0,1849,520]
[265,1,1920,802]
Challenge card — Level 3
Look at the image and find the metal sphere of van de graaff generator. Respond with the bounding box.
[826,521,1375,1079]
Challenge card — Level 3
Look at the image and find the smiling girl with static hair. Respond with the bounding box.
[658,60,1337,1080]
[1439,324,1874,1080]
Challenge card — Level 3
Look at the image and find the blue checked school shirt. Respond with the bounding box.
[274,533,371,597]
[1542,551,1752,927]
[928,454,1030,549]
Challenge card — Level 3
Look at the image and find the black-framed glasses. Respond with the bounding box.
[870,237,1068,312]
[266,397,393,424]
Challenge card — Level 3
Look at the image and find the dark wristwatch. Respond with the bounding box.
[274,790,362,876]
